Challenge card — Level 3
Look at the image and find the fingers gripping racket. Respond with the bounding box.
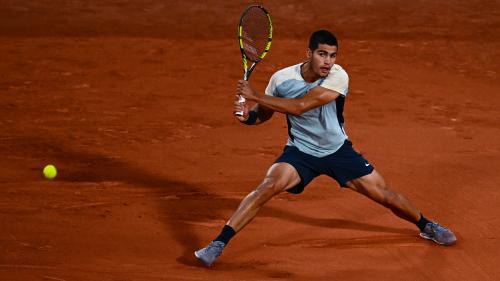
[235,4,273,116]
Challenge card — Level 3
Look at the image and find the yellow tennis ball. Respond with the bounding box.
[43,164,57,179]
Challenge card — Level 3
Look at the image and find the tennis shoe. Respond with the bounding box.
[420,222,457,245]
[194,241,225,267]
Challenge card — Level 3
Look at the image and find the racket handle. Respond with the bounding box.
[235,95,246,116]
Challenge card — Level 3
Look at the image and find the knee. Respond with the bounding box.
[257,177,278,194]
[252,177,279,201]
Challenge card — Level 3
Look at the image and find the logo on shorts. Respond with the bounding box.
[365,163,370,166]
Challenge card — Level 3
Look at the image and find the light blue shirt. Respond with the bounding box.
[265,63,349,157]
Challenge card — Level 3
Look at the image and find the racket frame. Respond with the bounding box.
[236,4,273,116]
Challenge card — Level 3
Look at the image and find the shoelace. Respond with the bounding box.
[206,242,224,257]
[430,222,448,236]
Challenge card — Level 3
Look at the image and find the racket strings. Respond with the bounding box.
[241,7,270,62]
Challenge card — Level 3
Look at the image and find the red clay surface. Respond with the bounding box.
[1,1,500,280]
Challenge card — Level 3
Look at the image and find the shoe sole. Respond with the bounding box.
[419,233,456,246]
[194,250,212,267]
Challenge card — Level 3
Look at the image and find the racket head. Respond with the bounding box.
[238,5,273,72]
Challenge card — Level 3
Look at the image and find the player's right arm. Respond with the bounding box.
[233,96,274,125]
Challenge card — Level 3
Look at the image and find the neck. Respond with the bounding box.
[300,61,320,83]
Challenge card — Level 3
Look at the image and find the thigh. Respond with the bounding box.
[274,146,321,194]
[345,169,388,200]
[262,162,302,194]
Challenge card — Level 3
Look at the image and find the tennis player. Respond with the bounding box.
[195,30,457,267]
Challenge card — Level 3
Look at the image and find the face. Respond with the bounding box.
[307,44,338,77]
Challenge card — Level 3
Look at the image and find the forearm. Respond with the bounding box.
[238,81,340,117]
[254,95,303,116]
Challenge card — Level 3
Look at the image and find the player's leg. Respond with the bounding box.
[195,162,301,266]
[322,140,456,246]
[345,170,420,222]
[345,170,457,245]
[227,162,301,232]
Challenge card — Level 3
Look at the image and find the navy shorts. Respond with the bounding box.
[275,140,374,194]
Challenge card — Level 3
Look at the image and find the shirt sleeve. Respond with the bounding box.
[320,68,349,96]
[264,73,277,96]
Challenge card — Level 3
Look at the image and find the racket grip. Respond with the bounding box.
[235,95,246,116]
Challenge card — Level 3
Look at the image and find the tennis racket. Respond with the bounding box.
[235,4,273,116]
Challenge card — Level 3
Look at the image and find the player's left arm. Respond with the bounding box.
[237,80,340,116]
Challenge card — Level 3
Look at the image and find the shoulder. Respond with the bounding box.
[270,63,301,85]
[320,64,349,96]
[323,64,349,84]
[266,63,302,96]
[329,64,348,80]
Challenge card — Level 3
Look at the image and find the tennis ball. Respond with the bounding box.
[43,164,57,179]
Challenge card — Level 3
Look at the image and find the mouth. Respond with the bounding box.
[320,66,331,73]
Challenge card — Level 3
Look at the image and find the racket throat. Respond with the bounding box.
[244,65,257,80]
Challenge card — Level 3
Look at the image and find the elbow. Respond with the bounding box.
[289,102,306,116]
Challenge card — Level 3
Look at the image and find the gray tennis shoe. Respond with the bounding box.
[195,241,225,267]
[420,222,457,245]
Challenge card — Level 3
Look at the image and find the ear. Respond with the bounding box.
[306,48,312,60]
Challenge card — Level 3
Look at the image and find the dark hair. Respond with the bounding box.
[308,30,338,51]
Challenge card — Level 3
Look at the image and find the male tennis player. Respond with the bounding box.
[195,30,456,267]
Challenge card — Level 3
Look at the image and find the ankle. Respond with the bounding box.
[214,225,236,244]
[416,214,431,232]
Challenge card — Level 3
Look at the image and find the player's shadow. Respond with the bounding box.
[259,208,415,235]
[15,137,415,266]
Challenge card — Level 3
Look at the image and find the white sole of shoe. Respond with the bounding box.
[419,233,455,246]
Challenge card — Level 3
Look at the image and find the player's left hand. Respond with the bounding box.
[237,80,261,101]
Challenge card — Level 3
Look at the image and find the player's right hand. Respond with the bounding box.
[233,94,249,122]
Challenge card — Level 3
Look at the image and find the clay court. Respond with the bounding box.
[1,0,499,280]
